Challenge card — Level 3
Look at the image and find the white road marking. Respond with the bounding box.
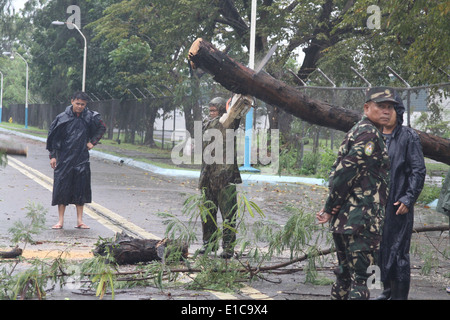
[8,156,272,300]
[8,157,158,239]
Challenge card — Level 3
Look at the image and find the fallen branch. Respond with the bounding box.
[47,223,450,287]
[93,223,448,272]
[255,248,335,273]
[413,224,449,233]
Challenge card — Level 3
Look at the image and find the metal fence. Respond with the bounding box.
[296,83,449,123]
[3,96,179,147]
[2,82,449,149]
[294,82,450,138]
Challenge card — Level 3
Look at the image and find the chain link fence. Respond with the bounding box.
[293,82,450,144]
[2,83,449,151]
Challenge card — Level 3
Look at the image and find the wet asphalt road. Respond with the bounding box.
[0,129,332,302]
[1,129,449,302]
[0,130,196,246]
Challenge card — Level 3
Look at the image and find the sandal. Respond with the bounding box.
[74,223,90,229]
[52,224,63,229]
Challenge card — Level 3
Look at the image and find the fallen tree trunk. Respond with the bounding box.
[188,38,450,165]
[114,223,449,273]
[93,223,447,267]
[0,146,28,156]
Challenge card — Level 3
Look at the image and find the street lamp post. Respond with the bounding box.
[0,70,3,123]
[52,20,87,92]
[240,0,259,172]
[2,51,29,128]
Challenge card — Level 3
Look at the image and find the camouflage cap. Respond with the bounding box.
[209,97,227,107]
[209,97,227,115]
[365,87,398,104]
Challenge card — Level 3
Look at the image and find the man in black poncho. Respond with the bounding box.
[376,93,426,300]
[46,92,106,229]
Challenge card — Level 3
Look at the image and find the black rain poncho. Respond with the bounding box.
[379,98,426,283]
[46,105,106,206]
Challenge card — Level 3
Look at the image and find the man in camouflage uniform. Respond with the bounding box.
[199,97,242,258]
[317,87,396,299]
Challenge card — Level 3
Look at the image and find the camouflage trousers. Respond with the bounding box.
[331,233,378,300]
[201,184,238,251]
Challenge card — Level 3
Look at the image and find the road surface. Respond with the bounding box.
[0,129,448,302]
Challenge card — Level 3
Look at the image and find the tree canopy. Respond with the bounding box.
[0,0,448,115]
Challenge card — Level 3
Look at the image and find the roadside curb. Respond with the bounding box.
[1,127,326,186]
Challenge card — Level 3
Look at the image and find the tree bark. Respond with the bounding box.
[94,232,188,265]
[188,38,450,165]
[144,102,159,148]
[0,246,23,259]
[413,224,450,233]
[0,147,28,156]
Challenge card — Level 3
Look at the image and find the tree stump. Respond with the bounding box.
[93,232,188,265]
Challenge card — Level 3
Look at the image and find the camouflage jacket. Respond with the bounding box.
[325,116,390,243]
[198,117,242,193]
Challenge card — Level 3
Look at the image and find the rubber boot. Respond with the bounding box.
[198,241,218,255]
[375,281,391,300]
[219,249,235,259]
[198,242,208,254]
[390,280,410,300]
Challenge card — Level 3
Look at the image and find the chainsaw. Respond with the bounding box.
[219,44,277,129]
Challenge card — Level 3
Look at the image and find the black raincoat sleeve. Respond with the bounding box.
[47,119,58,159]
[46,112,70,160]
[397,129,426,208]
[89,112,107,146]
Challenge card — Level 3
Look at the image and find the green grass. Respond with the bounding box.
[424,161,450,177]
[0,122,189,170]
[1,122,448,180]
[0,122,47,137]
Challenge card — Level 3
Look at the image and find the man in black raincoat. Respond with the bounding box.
[377,93,426,300]
[46,92,106,230]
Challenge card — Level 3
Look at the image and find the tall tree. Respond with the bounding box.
[88,0,224,137]
[0,0,17,52]
[5,0,448,147]
[29,0,120,102]
[0,0,35,108]
[309,0,450,86]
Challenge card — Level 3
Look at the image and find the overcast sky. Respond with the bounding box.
[12,0,27,10]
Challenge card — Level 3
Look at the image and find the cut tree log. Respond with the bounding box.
[188,38,450,165]
[0,146,28,156]
[0,246,23,259]
[93,232,188,265]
